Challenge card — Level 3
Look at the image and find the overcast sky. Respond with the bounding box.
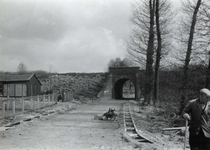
[0,0,181,73]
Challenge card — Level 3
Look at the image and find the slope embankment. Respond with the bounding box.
[38,72,109,100]
[97,74,113,100]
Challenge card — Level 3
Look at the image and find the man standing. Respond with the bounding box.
[183,88,210,150]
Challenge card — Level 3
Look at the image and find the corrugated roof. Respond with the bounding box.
[0,73,34,82]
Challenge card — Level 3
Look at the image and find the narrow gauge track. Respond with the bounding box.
[123,102,153,143]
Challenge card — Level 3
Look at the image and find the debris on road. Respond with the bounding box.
[102,108,117,120]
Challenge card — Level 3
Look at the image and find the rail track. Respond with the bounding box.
[123,102,153,143]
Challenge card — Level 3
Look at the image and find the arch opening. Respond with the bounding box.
[123,80,135,99]
[113,78,136,100]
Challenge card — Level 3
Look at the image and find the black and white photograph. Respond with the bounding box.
[0,0,210,149]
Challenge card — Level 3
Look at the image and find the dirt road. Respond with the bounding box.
[0,99,189,150]
[0,100,137,150]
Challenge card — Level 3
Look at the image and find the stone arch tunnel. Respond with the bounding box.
[109,67,140,100]
[99,67,143,100]
[113,78,136,99]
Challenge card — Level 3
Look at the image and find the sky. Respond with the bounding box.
[0,0,181,73]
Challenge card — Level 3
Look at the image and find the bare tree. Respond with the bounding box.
[177,0,203,111]
[108,57,132,68]
[154,0,161,104]
[176,0,210,64]
[144,0,155,104]
[203,3,210,89]
[127,0,174,69]
[127,0,174,104]
[126,0,151,69]
[17,62,28,74]
[183,0,202,89]
[198,1,210,89]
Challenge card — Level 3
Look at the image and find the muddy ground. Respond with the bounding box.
[0,99,189,150]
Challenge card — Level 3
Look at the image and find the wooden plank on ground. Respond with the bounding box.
[0,127,14,131]
[162,127,187,131]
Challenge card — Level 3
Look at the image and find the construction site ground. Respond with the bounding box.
[0,99,189,150]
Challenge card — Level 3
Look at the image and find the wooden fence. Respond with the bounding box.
[63,92,74,102]
[0,92,73,119]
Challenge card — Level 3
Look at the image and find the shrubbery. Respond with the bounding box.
[159,64,207,104]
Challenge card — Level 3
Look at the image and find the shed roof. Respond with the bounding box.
[0,73,41,85]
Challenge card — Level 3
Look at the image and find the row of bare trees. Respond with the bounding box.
[126,0,210,107]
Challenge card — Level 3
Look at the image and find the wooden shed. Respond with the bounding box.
[0,73,42,97]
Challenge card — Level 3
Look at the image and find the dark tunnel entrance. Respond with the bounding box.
[113,78,135,100]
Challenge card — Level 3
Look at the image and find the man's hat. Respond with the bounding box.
[200,88,210,97]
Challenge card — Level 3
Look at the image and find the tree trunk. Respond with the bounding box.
[154,0,162,105]
[181,0,202,112]
[144,0,155,105]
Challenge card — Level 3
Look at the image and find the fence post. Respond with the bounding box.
[66,93,67,101]
[30,96,33,110]
[12,98,15,115]
[48,94,50,105]
[7,100,10,111]
[52,94,54,102]
[43,94,45,107]
[2,100,5,119]
[6,96,9,111]
[69,93,71,101]
[22,97,24,112]
[37,96,40,109]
